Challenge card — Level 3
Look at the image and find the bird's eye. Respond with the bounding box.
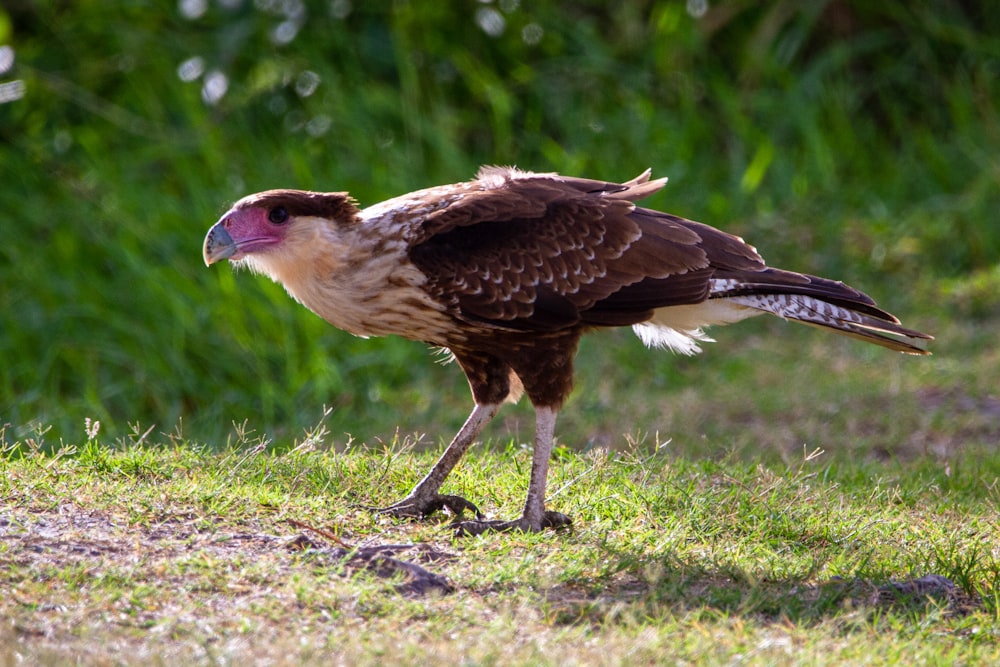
[268,206,289,224]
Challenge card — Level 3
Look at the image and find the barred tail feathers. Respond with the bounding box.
[632,271,932,356]
[712,270,932,355]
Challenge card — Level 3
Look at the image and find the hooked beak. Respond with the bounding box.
[203,221,237,266]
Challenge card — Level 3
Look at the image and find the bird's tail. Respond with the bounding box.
[712,269,933,355]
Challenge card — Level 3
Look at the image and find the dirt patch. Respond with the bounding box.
[0,503,454,662]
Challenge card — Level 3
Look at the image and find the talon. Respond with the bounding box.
[378,493,482,521]
[541,510,572,530]
[452,510,572,537]
[452,519,518,537]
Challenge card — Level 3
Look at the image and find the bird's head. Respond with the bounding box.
[203,188,429,337]
[203,189,360,276]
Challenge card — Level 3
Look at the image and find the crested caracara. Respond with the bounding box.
[203,167,931,535]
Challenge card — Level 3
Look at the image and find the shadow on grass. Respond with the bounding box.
[538,557,981,628]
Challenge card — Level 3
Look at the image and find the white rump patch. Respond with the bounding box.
[632,300,762,355]
[632,323,715,355]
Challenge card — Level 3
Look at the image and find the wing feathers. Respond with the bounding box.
[403,167,929,354]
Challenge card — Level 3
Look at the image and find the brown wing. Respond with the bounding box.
[408,167,665,243]
[408,169,764,331]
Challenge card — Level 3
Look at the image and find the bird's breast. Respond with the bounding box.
[289,248,459,343]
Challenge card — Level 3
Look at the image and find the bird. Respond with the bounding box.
[203,166,932,535]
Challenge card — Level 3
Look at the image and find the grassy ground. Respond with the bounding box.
[3,317,999,665]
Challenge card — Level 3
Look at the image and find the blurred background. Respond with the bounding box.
[1,1,997,453]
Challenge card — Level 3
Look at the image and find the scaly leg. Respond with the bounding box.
[454,405,572,536]
[379,402,500,520]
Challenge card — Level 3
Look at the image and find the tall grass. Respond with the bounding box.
[1,2,997,443]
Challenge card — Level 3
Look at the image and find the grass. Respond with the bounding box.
[3,319,1000,665]
[2,440,998,664]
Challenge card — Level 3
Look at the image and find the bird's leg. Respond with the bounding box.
[454,405,572,536]
[378,402,500,520]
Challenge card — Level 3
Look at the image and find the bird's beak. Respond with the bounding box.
[203,221,237,266]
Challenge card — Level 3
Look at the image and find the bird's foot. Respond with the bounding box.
[377,493,482,521]
[452,510,572,537]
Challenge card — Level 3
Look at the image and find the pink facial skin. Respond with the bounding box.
[203,206,288,265]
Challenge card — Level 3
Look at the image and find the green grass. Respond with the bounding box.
[3,325,1000,665]
[2,436,998,664]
